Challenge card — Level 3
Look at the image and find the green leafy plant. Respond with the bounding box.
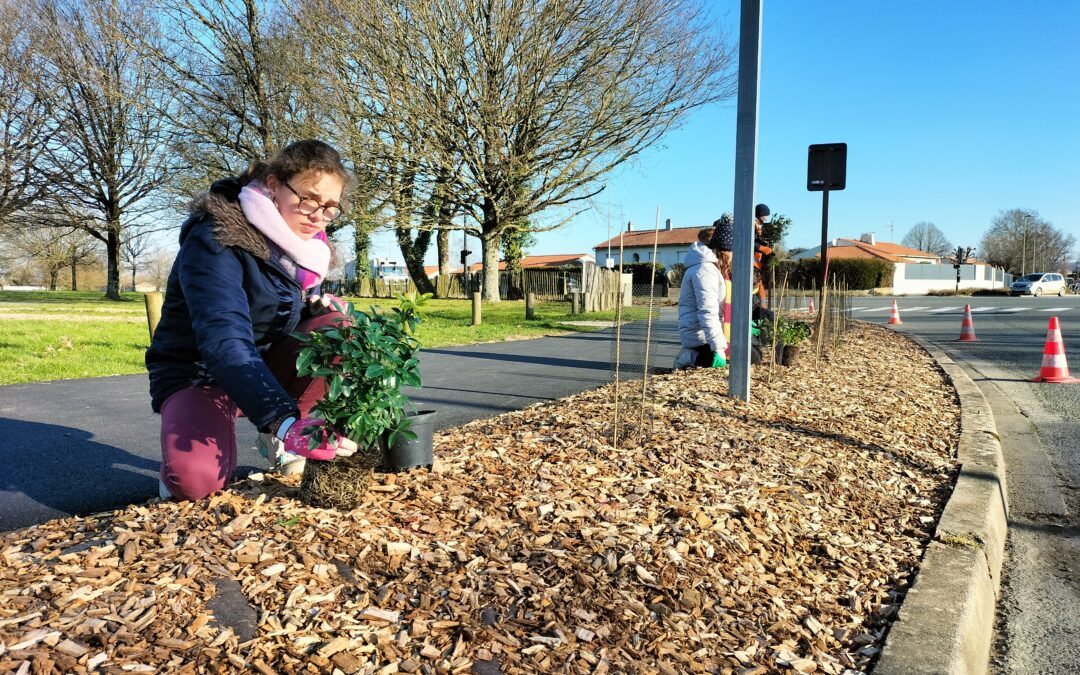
[293,293,429,450]
[776,317,811,347]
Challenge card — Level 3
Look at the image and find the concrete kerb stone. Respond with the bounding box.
[874,334,1008,675]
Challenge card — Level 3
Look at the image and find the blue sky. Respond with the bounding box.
[370,0,1079,263]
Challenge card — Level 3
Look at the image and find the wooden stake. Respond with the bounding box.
[639,207,661,443]
[144,292,164,340]
[613,231,625,449]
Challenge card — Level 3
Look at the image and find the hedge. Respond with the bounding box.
[773,258,894,290]
[617,261,667,285]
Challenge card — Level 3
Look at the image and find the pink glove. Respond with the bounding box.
[282,417,358,461]
[307,293,345,315]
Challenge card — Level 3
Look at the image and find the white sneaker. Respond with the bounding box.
[257,432,306,476]
[158,478,173,500]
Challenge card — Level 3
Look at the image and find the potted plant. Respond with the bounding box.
[292,293,431,509]
[775,317,811,366]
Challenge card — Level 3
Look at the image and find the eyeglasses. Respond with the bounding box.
[283,181,342,221]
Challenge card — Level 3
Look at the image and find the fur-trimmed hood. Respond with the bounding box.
[183,177,270,260]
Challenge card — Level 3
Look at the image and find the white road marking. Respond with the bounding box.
[899,306,931,312]
[969,307,995,312]
[856,307,893,313]
[996,308,1030,313]
[1040,307,1071,312]
[929,307,963,313]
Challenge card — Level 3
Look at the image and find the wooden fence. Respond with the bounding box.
[580,265,632,311]
[324,268,581,301]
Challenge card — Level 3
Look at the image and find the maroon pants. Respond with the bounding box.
[159,311,343,500]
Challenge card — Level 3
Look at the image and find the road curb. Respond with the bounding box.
[875,335,1008,675]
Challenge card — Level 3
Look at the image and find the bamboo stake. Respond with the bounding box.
[639,207,661,443]
[613,231,626,449]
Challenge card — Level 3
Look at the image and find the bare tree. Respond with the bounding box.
[146,247,175,291]
[0,0,54,225]
[314,0,737,300]
[2,223,100,290]
[33,0,177,300]
[980,209,1075,275]
[901,222,952,257]
[135,0,328,199]
[121,227,154,291]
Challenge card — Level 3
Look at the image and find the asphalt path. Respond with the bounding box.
[0,310,681,533]
[844,294,1080,673]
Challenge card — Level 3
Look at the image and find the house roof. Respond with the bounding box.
[423,265,464,276]
[520,254,593,268]
[594,227,705,250]
[831,240,898,261]
[800,238,938,262]
[871,241,939,259]
[421,254,592,275]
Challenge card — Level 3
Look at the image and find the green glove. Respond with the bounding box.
[711,352,727,368]
[750,322,761,337]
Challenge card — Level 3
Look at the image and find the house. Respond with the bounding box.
[593,220,706,269]
[350,254,595,279]
[463,253,595,273]
[793,234,940,264]
[794,233,1010,294]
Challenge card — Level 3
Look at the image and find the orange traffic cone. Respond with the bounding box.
[957,304,978,342]
[1031,317,1078,383]
[888,299,902,325]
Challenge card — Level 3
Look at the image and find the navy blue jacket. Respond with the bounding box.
[146,178,314,432]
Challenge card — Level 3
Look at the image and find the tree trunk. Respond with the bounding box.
[105,218,122,300]
[353,227,371,280]
[480,232,501,302]
[437,226,450,277]
[132,268,137,292]
[48,269,58,291]
[395,227,436,296]
[70,257,78,291]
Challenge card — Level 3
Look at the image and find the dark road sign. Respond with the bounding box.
[808,143,847,191]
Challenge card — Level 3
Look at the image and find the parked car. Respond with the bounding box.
[1010,272,1067,297]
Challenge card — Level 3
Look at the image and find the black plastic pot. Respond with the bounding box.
[379,410,437,471]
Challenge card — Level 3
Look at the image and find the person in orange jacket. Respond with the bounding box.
[752,203,774,312]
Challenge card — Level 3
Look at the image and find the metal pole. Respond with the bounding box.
[816,190,829,349]
[728,0,763,403]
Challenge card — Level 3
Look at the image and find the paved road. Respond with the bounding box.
[846,294,1080,673]
[0,311,680,533]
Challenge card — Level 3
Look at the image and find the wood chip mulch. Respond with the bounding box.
[0,322,959,674]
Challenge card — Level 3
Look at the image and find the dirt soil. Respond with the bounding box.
[0,323,959,674]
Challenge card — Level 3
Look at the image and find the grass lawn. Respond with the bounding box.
[0,291,617,385]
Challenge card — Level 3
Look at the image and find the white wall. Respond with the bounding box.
[596,245,691,269]
[892,263,1008,294]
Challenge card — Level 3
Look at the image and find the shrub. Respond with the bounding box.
[295,294,426,449]
[618,261,666,285]
[774,258,893,290]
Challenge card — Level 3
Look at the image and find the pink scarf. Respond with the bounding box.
[239,182,330,289]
